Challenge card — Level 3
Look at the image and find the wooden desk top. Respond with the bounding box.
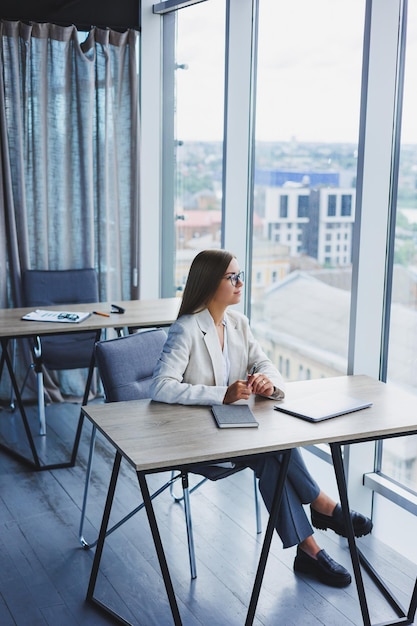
[81,374,417,473]
[0,298,180,339]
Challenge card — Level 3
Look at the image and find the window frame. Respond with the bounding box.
[141,0,415,520]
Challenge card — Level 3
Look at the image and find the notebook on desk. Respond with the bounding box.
[274,391,372,423]
[211,404,259,428]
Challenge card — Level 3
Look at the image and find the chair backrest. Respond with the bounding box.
[95,328,167,402]
[22,268,99,307]
[22,269,99,370]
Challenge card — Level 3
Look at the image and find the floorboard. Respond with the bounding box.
[0,400,416,625]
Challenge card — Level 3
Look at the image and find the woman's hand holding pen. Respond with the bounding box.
[246,364,274,397]
[223,371,274,403]
[249,373,274,397]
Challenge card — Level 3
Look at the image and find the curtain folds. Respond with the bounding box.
[0,20,140,399]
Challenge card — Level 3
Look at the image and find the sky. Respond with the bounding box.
[175,0,417,145]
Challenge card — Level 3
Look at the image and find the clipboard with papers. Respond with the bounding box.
[274,391,372,423]
[22,309,91,323]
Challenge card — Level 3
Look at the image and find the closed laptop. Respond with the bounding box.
[274,391,372,423]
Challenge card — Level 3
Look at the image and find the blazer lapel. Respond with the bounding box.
[195,309,224,385]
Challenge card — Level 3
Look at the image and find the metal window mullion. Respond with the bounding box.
[161,12,176,298]
[349,0,404,380]
[222,0,257,316]
[346,0,405,515]
[379,0,407,384]
[139,1,164,298]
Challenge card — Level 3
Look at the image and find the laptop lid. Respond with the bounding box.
[274,391,372,423]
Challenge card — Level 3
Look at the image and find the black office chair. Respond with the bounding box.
[79,328,261,579]
[21,268,99,434]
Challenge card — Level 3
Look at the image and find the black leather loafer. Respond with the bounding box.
[311,504,373,538]
[293,547,351,587]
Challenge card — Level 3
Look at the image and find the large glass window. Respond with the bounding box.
[252,0,364,382]
[384,2,417,491]
[173,0,225,294]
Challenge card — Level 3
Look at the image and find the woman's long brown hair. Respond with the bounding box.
[178,249,234,318]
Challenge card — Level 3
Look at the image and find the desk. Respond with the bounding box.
[82,374,417,626]
[0,298,179,470]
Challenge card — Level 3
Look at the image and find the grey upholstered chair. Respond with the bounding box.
[79,328,261,579]
[79,328,173,550]
[21,268,99,434]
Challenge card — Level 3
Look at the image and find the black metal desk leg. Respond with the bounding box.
[70,329,101,466]
[332,442,417,626]
[87,451,122,602]
[245,449,292,626]
[407,579,417,623]
[86,451,143,626]
[0,338,41,468]
[330,443,371,626]
[137,471,182,626]
[1,330,100,471]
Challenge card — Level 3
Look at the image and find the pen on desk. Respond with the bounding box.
[247,363,258,385]
[93,311,111,318]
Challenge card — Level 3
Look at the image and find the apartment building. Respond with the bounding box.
[261,171,355,267]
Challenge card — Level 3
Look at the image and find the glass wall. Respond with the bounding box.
[251,0,365,382]
[173,0,226,294]
[149,0,417,552]
[384,0,417,491]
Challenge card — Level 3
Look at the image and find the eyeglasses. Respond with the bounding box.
[224,271,245,287]
[58,313,79,321]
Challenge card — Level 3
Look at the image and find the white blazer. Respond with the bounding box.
[150,307,285,405]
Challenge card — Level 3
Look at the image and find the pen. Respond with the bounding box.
[247,363,257,386]
[93,311,111,317]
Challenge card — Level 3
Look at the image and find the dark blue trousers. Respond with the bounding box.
[243,448,320,548]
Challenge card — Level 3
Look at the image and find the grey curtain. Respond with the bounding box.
[0,20,140,399]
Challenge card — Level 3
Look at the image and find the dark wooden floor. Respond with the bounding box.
[1,399,416,626]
